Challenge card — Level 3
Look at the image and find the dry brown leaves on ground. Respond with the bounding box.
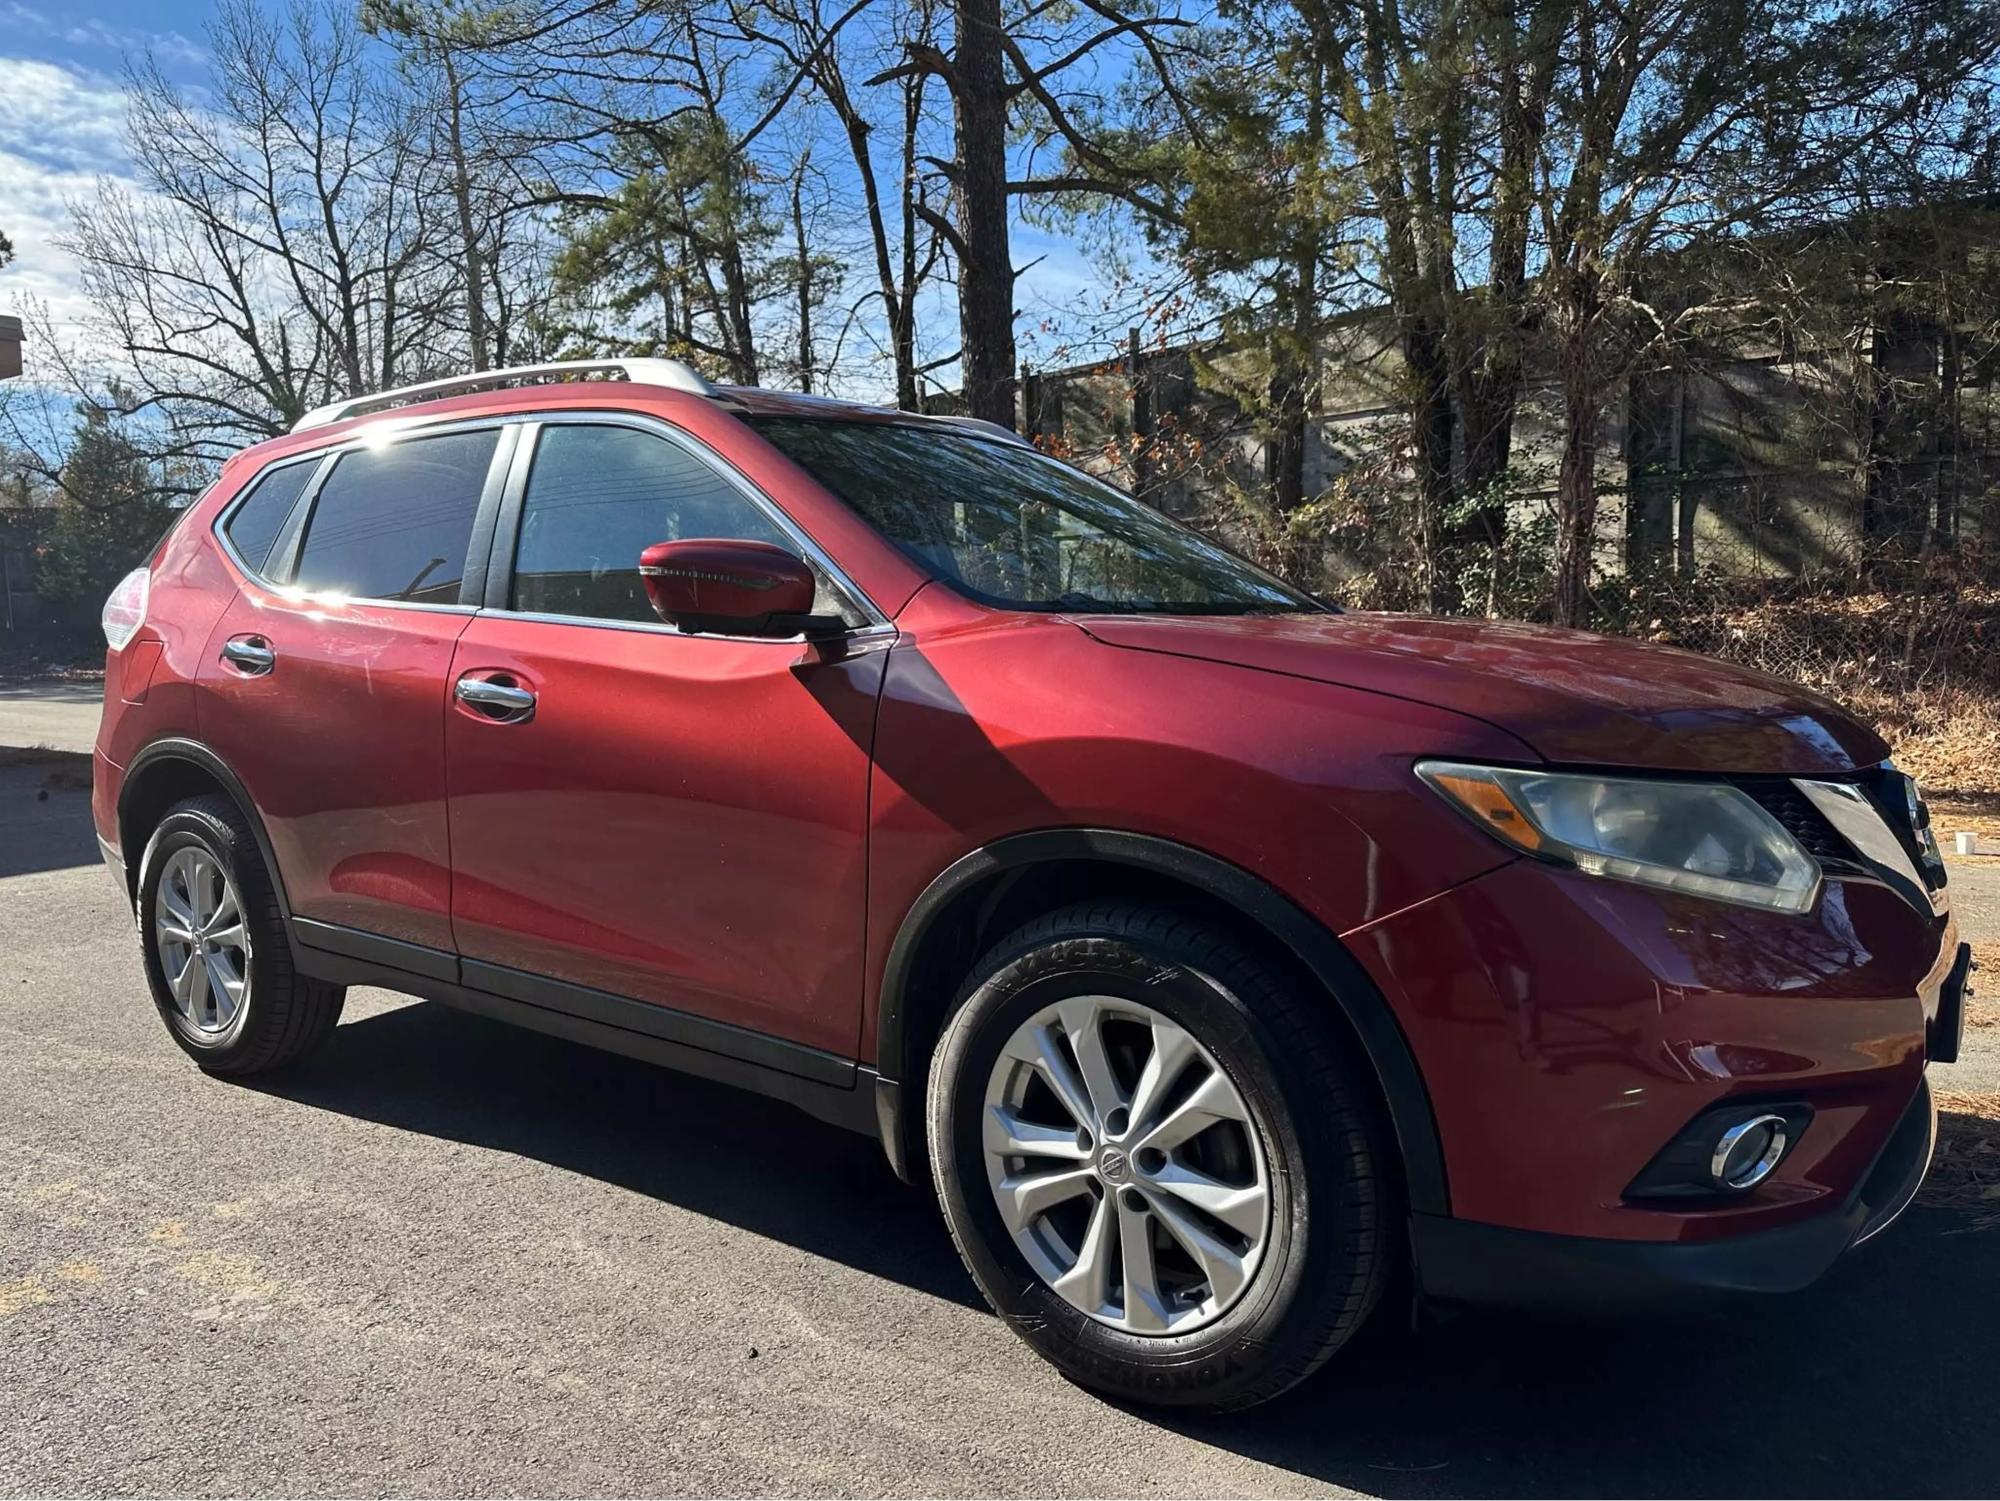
[1874,694,2000,797]
[1961,941,2000,1031]
[1924,1091,2000,1229]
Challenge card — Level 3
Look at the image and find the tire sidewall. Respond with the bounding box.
[138,808,258,1054]
[930,926,1358,1407]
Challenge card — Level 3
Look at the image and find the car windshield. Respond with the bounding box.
[745,416,1327,615]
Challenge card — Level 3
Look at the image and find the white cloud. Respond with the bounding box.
[0,56,141,335]
[0,56,131,168]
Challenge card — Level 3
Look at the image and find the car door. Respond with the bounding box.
[443,415,891,1062]
[200,422,514,962]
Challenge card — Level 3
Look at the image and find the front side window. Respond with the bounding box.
[510,423,854,624]
[223,458,317,576]
[745,416,1323,615]
[291,430,498,603]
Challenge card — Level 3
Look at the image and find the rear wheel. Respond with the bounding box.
[137,795,344,1074]
[926,903,1395,1411]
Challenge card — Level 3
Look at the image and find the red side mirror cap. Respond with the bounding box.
[638,538,818,636]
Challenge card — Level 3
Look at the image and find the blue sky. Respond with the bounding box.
[1,0,210,336]
[0,0,1138,405]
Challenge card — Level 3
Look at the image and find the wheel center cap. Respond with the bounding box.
[1098,1146,1130,1185]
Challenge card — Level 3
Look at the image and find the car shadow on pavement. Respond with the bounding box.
[1166,1204,2000,1497]
[259,999,2000,1498]
[247,997,984,1310]
[0,769,100,878]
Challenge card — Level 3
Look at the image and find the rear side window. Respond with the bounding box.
[222,459,316,576]
[510,424,842,624]
[292,430,498,603]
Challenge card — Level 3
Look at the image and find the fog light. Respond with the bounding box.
[1627,1103,1811,1200]
[1711,1114,1789,1191]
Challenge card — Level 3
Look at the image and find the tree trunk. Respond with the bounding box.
[722,244,759,386]
[1268,52,1326,519]
[1554,319,1601,628]
[1403,317,1459,610]
[1267,263,1318,517]
[1267,356,1307,514]
[792,163,814,394]
[441,48,491,373]
[1128,326,1154,499]
[894,66,926,412]
[952,0,1016,428]
[1451,0,1548,561]
[652,240,678,356]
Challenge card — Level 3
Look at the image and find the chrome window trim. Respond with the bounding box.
[289,596,481,617]
[210,451,331,587]
[210,413,521,599]
[490,409,888,633]
[492,608,896,650]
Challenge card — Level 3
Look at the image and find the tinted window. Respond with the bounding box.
[511,424,847,623]
[292,430,497,602]
[747,416,1321,615]
[223,460,316,576]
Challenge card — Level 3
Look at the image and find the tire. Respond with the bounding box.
[927,902,1395,1412]
[136,794,344,1075]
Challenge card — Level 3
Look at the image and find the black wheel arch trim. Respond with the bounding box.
[117,736,296,923]
[874,827,1450,1215]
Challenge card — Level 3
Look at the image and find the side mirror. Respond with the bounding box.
[638,538,826,637]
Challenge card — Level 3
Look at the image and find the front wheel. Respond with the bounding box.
[926,903,1396,1412]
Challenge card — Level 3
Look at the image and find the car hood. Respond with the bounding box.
[1076,612,1889,774]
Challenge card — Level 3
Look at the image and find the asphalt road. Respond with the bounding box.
[0,680,101,756]
[5,759,2000,1498]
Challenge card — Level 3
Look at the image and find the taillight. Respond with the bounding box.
[102,567,149,650]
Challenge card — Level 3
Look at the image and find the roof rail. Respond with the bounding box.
[290,357,716,433]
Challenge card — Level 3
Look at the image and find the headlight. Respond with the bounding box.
[1417,760,1821,913]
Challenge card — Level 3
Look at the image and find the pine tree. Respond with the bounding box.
[35,406,174,613]
[550,124,781,385]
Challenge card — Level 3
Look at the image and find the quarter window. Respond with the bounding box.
[510,424,851,624]
[223,459,317,576]
[291,430,498,603]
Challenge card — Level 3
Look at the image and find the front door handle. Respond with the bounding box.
[455,674,537,723]
[220,636,276,675]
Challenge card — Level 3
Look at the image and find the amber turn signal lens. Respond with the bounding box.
[1424,770,1543,852]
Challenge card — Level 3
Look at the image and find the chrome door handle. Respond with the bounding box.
[220,637,276,675]
[455,675,537,722]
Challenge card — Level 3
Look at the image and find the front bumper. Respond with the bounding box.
[1412,1071,1939,1310]
[1349,855,1956,1242]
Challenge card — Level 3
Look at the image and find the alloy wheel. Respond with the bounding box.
[981,995,1272,1335]
[154,846,250,1035]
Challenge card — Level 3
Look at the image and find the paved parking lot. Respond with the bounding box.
[0,679,101,756]
[4,757,1999,1497]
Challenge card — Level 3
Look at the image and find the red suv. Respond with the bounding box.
[94,359,1967,1410]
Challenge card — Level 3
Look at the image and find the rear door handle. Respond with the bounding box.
[220,637,276,675]
[455,675,537,723]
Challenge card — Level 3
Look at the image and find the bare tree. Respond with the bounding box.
[725,0,948,407]
[873,0,1199,427]
[10,0,483,481]
[1528,0,2000,623]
